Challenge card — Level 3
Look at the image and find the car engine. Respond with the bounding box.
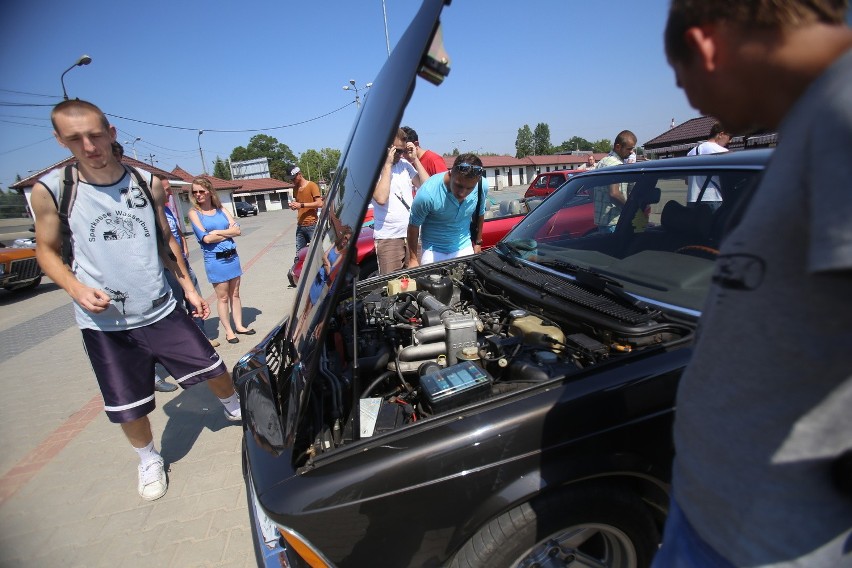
[315,253,692,450]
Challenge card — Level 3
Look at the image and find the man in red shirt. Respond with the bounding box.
[402,126,447,177]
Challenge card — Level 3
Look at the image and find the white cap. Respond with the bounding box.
[290,167,301,177]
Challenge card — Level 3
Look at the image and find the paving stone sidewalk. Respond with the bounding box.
[0,210,299,568]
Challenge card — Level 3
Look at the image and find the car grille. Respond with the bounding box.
[10,257,40,281]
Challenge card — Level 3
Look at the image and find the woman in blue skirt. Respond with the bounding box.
[188,178,255,344]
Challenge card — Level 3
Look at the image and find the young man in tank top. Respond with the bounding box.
[30,99,242,502]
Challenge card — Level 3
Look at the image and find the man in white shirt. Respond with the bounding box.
[687,121,730,209]
[372,128,429,274]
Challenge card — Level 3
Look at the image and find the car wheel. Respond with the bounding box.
[449,483,659,568]
[5,276,42,292]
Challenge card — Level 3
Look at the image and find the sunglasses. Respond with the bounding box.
[453,163,485,177]
[192,190,208,195]
[394,147,406,156]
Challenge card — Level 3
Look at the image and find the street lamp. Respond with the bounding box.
[124,137,141,160]
[60,54,92,100]
[342,79,372,109]
[197,130,208,174]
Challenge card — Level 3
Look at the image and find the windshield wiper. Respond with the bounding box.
[494,241,526,267]
[539,259,652,313]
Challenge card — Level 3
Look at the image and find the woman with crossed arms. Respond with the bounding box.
[188,178,255,344]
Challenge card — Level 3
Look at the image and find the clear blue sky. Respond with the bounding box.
[1,0,702,189]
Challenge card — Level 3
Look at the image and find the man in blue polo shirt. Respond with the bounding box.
[407,153,489,267]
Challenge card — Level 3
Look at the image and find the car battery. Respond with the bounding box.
[420,361,493,414]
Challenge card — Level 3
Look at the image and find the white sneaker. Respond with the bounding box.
[224,406,242,422]
[137,457,167,501]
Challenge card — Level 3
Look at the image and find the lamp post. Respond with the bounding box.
[124,137,141,160]
[60,55,92,100]
[342,80,372,109]
[197,130,208,174]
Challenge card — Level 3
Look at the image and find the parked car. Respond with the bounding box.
[235,2,770,566]
[236,201,259,217]
[0,241,42,292]
[286,196,533,286]
[524,169,584,198]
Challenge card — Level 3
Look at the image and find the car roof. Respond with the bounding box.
[604,148,772,173]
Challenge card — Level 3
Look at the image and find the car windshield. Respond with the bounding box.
[498,166,761,312]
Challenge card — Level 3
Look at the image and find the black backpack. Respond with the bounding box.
[58,163,165,265]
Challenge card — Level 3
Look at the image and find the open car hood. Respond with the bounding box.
[284,0,451,433]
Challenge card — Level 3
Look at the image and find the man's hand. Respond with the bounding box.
[473,244,482,254]
[288,200,301,210]
[185,289,210,319]
[404,142,419,163]
[71,284,112,313]
[408,256,420,268]
[385,145,397,165]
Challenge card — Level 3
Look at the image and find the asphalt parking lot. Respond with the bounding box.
[0,183,528,567]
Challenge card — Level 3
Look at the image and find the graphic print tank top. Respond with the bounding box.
[40,167,175,331]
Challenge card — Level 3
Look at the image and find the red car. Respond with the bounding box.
[287,198,531,286]
[524,169,586,198]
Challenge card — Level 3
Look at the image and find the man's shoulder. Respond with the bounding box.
[596,154,622,168]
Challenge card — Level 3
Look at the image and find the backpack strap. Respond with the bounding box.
[58,164,79,266]
[124,165,168,255]
[470,178,483,245]
[58,163,169,266]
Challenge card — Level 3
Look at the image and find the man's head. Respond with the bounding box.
[392,128,408,164]
[51,99,118,171]
[291,166,303,184]
[587,154,596,167]
[708,121,731,147]
[401,126,419,146]
[158,176,173,196]
[613,130,637,160]
[448,153,484,202]
[664,0,849,132]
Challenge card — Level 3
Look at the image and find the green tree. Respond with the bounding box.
[213,157,232,180]
[298,147,341,183]
[554,136,593,153]
[452,147,460,156]
[533,123,552,155]
[515,125,533,158]
[230,134,297,181]
[592,139,612,153]
[0,185,27,219]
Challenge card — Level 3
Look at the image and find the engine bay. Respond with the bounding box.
[306,254,693,460]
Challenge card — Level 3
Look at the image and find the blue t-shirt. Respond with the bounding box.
[409,173,489,253]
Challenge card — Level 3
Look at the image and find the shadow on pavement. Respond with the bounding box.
[159,384,239,468]
[203,306,262,341]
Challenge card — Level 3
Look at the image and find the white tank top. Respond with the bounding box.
[41,167,175,331]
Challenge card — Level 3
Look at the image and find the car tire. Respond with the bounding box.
[449,483,659,568]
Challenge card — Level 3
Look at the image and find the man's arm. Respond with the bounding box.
[299,183,324,210]
[373,147,395,205]
[406,142,429,189]
[407,224,420,268]
[608,183,627,205]
[32,182,112,313]
[472,216,484,254]
[150,178,209,319]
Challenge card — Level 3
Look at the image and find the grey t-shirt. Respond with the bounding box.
[672,48,852,566]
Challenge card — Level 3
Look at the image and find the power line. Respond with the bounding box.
[105,100,356,133]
